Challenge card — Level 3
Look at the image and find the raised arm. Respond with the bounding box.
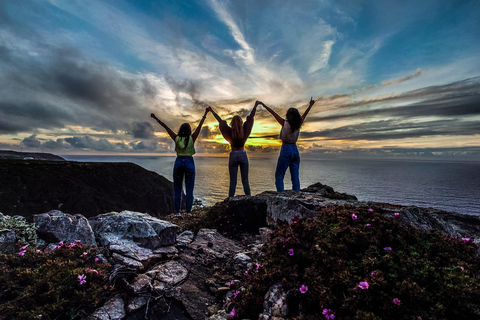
[150,113,177,141]
[301,97,316,123]
[206,106,224,124]
[259,101,284,126]
[192,108,209,142]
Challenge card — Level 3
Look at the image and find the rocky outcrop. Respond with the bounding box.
[0,160,176,218]
[2,181,480,320]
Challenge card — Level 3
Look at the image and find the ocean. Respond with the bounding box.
[62,155,480,216]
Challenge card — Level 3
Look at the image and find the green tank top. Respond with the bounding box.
[175,136,195,156]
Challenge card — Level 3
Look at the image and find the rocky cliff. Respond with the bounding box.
[0,159,176,219]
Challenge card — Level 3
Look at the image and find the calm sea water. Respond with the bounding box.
[62,155,480,216]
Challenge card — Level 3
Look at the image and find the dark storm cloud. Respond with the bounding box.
[64,136,129,152]
[0,40,159,135]
[21,134,41,148]
[130,121,156,139]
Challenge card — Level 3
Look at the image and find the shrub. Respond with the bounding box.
[232,206,480,319]
[0,241,114,320]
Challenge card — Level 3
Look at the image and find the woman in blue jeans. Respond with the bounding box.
[259,98,316,192]
[207,101,259,197]
[151,108,209,214]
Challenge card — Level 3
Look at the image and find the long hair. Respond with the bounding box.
[177,123,192,146]
[230,115,244,140]
[286,108,302,132]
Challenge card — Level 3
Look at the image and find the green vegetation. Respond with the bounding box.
[231,206,480,319]
[0,242,113,320]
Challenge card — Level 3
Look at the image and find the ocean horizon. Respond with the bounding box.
[62,154,480,216]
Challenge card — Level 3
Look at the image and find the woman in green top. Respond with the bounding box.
[151,108,209,214]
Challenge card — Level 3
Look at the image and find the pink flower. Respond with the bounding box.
[299,285,308,294]
[279,237,284,242]
[368,208,373,212]
[58,241,64,246]
[365,223,371,227]
[352,214,357,220]
[371,271,375,275]
[394,212,400,217]
[256,263,264,270]
[70,242,76,247]
[358,281,369,290]
[78,274,87,285]
[227,280,235,287]
[288,249,294,256]
[19,244,29,250]
[95,258,99,262]
[384,247,392,251]
[233,290,240,298]
[18,250,26,256]
[393,298,401,305]
[82,252,87,257]
[322,308,335,319]
[229,308,236,317]
[36,250,41,253]
[462,238,470,242]
[245,269,249,275]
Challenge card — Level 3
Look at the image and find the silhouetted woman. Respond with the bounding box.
[207,101,259,197]
[259,98,316,192]
[151,108,209,214]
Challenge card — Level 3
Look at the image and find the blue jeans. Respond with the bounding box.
[173,156,195,213]
[275,144,300,192]
[228,150,251,197]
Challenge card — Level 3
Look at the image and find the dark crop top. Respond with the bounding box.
[218,108,256,149]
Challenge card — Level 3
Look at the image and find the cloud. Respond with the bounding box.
[21,134,41,148]
[381,68,423,86]
[131,121,156,139]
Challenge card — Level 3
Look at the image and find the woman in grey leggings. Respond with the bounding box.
[208,101,259,197]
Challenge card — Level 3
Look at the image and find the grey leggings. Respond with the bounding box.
[228,150,251,197]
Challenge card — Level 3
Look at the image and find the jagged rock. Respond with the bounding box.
[146,260,188,287]
[34,210,97,248]
[233,252,251,265]
[189,229,242,257]
[126,296,150,314]
[88,211,177,248]
[153,245,178,257]
[87,294,125,320]
[176,230,195,247]
[128,274,153,295]
[111,253,144,272]
[259,283,289,319]
[109,243,164,269]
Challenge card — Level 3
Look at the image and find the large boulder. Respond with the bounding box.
[34,210,97,248]
[88,211,177,249]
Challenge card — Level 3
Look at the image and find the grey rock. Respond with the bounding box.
[128,274,153,295]
[111,253,144,272]
[189,229,242,257]
[127,296,150,313]
[109,243,163,269]
[34,210,97,247]
[87,294,125,320]
[146,260,188,287]
[233,252,251,265]
[89,211,177,248]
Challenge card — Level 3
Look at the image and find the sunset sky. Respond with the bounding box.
[1,0,479,159]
